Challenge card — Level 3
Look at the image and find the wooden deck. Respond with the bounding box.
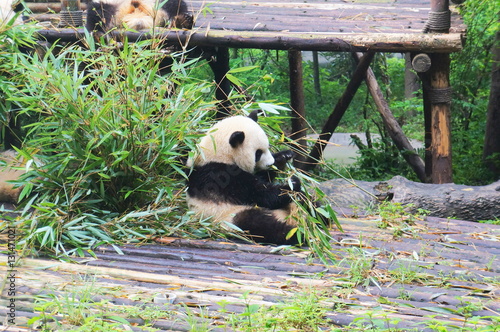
[187,0,465,34]
[2,4,491,329]
[30,0,466,34]
[1,212,499,330]
[30,0,465,53]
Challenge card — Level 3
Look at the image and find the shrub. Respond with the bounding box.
[12,37,216,255]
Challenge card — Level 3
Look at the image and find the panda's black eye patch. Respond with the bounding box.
[255,149,263,162]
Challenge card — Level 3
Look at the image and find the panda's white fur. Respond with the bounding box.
[0,0,23,26]
[186,113,301,245]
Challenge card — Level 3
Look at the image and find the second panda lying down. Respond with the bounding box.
[86,0,193,33]
[186,112,327,245]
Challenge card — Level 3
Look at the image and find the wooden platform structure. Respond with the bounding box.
[27,0,466,184]
[1,212,499,330]
[4,3,499,330]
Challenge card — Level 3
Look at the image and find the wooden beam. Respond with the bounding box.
[353,53,428,183]
[287,50,307,169]
[303,52,375,171]
[36,29,464,53]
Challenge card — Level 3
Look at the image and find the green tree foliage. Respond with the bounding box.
[7,37,218,255]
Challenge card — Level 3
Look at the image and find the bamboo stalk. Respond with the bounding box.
[16,257,343,296]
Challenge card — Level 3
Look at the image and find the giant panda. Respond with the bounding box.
[186,111,304,245]
[85,0,193,33]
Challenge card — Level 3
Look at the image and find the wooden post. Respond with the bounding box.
[208,47,232,119]
[304,52,375,171]
[422,0,453,183]
[312,51,322,101]
[288,50,308,169]
[428,53,453,184]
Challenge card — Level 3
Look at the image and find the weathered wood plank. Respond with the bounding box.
[1,214,497,330]
[35,28,464,53]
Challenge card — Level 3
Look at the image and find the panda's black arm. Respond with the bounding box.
[236,167,300,210]
[187,163,295,210]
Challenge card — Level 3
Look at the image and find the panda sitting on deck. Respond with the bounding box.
[86,0,193,33]
[186,111,305,245]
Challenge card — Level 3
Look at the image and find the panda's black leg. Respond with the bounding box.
[233,208,298,245]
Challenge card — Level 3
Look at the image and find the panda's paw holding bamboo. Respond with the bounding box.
[272,150,295,170]
[289,175,301,192]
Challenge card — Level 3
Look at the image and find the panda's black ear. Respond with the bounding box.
[248,110,260,122]
[229,131,245,148]
[13,0,25,12]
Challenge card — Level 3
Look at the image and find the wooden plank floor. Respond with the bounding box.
[174,0,464,34]
[28,0,465,53]
[1,211,498,330]
[27,0,465,34]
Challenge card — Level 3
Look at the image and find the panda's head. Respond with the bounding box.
[188,112,275,173]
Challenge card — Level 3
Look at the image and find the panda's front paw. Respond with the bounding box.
[290,175,301,192]
[273,150,295,170]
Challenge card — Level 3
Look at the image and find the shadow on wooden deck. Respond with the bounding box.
[1,211,499,331]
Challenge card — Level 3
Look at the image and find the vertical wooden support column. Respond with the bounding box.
[422,0,453,183]
[312,51,322,101]
[427,53,452,183]
[208,47,232,119]
[288,50,307,169]
[420,71,433,180]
